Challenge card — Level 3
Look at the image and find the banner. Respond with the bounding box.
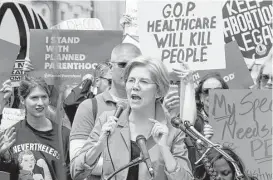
[139,1,226,70]
[29,30,123,85]
[0,39,20,96]
[192,41,254,89]
[209,90,272,180]
[125,0,139,36]
[223,0,272,61]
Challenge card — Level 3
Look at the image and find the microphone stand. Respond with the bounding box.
[105,156,152,180]
[171,117,244,179]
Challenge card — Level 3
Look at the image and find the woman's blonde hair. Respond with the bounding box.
[123,56,170,100]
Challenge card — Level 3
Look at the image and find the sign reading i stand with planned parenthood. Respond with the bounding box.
[139,1,226,71]
[29,30,122,85]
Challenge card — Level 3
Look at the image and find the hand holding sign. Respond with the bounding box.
[22,58,34,72]
[120,14,132,29]
[173,63,194,84]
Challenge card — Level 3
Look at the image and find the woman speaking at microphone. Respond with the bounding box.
[70,56,193,180]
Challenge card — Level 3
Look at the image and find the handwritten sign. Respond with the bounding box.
[0,108,25,130]
[209,90,272,180]
[223,0,272,60]
[192,41,254,89]
[139,1,225,70]
[125,0,138,36]
[29,30,122,85]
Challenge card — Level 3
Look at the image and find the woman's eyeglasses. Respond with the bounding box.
[111,62,127,68]
[126,78,156,88]
[201,87,223,95]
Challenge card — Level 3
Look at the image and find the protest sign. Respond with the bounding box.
[0,2,48,84]
[139,1,226,70]
[51,18,104,30]
[0,108,25,130]
[29,30,123,85]
[223,0,272,61]
[0,39,20,102]
[125,0,139,37]
[209,90,272,180]
[192,41,254,89]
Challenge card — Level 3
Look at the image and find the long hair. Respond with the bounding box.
[195,72,229,110]
[195,147,258,180]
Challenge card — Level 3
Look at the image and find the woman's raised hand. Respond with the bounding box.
[172,63,194,84]
[149,118,169,146]
[120,14,132,29]
[22,58,34,72]
[0,127,16,156]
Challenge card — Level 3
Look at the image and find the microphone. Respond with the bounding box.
[171,117,198,141]
[113,101,127,121]
[107,102,127,135]
[136,135,154,178]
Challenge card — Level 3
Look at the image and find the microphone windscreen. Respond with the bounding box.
[136,135,146,142]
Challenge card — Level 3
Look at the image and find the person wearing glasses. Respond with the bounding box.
[93,62,113,95]
[70,43,142,180]
[255,53,272,90]
[163,71,227,176]
[70,56,193,180]
[63,62,112,125]
[195,72,229,121]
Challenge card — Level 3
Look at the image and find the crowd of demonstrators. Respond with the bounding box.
[0,76,71,180]
[70,56,193,180]
[0,15,271,180]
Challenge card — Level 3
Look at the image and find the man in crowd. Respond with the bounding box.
[63,62,112,124]
[69,43,141,180]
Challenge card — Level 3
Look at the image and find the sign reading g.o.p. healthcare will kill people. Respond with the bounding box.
[139,1,226,70]
[29,30,122,85]
[223,0,272,60]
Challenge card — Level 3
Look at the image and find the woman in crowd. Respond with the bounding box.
[195,147,258,180]
[0,76,71,180]
[255,56,272,90]
[194,73,229,132]
[163,71,226,176]
[70,56,193,180]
